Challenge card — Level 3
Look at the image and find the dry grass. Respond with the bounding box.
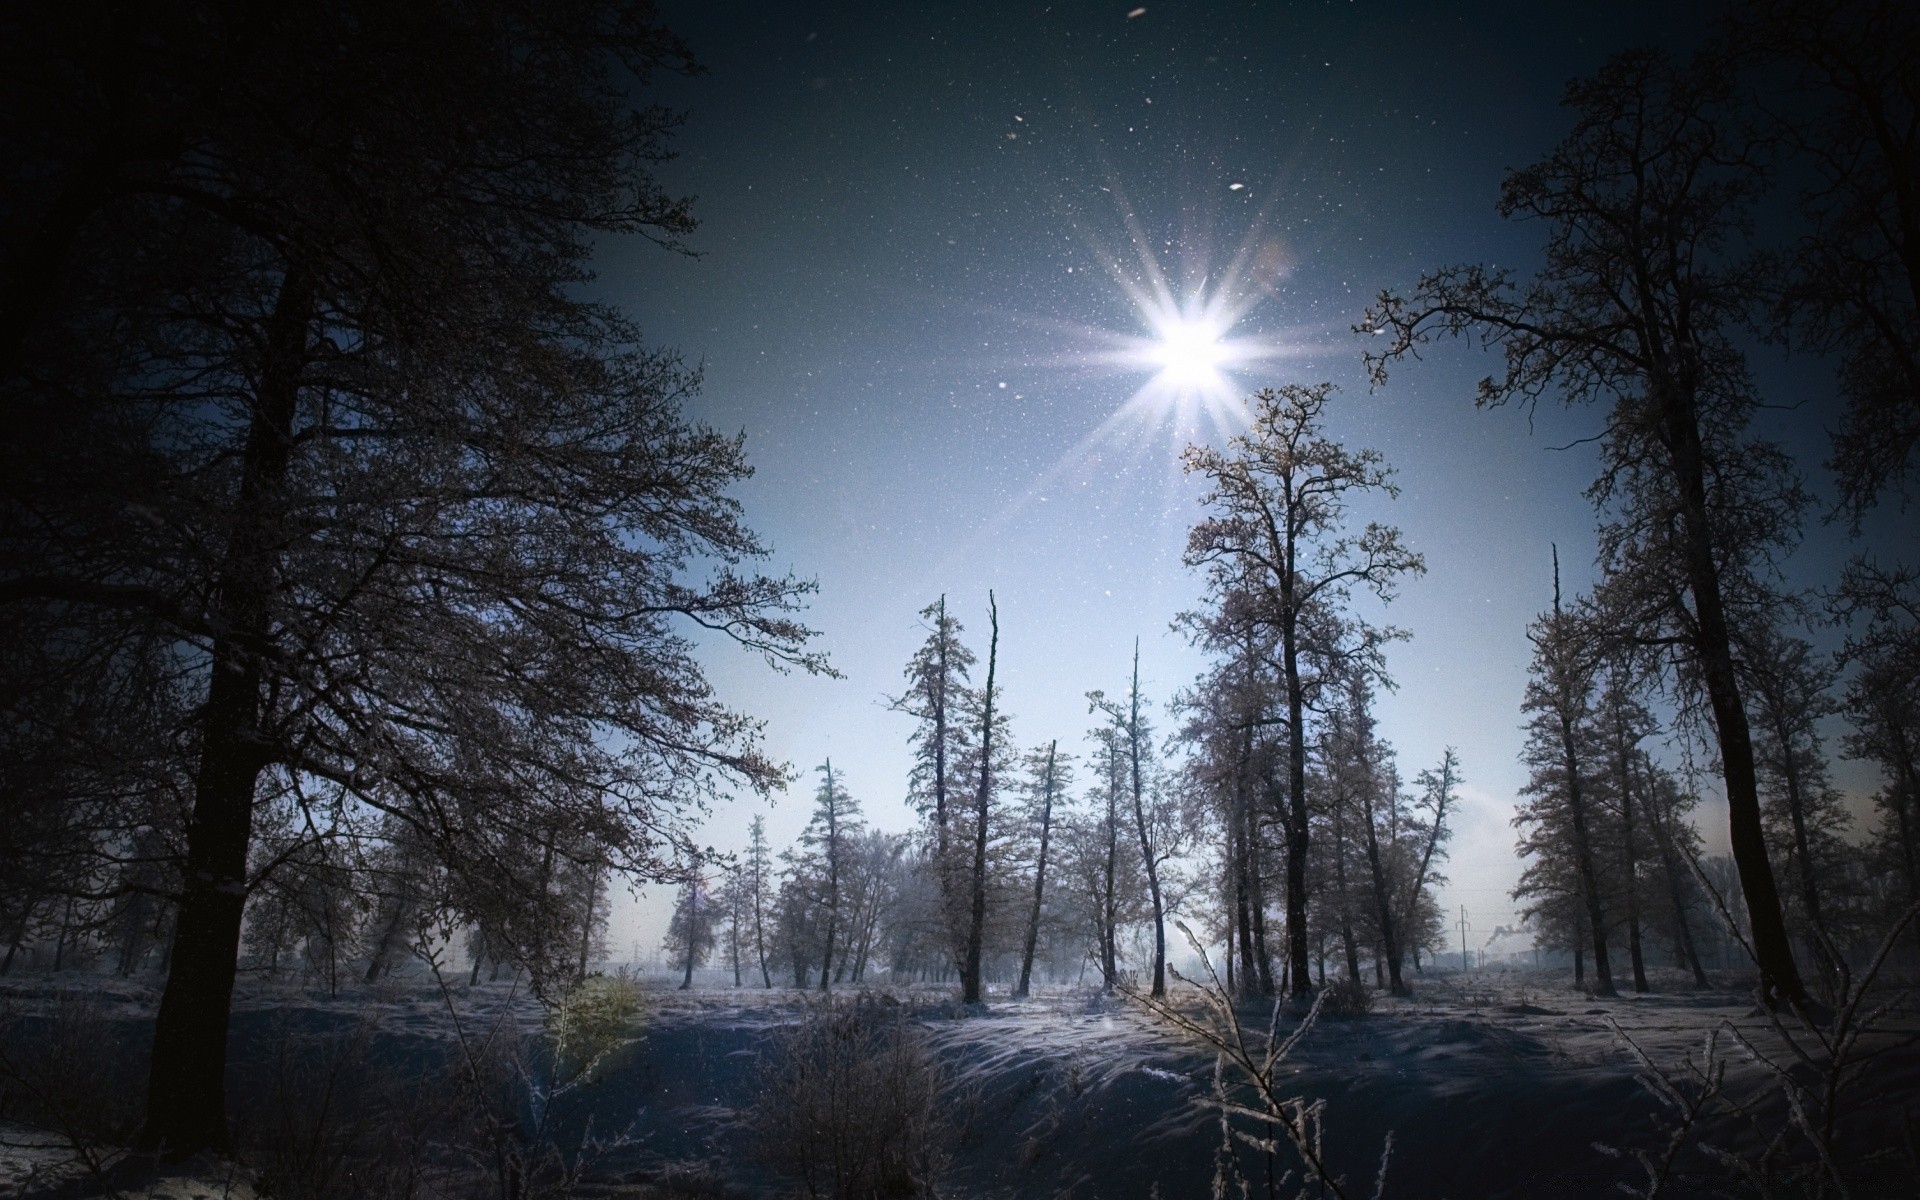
[746,994,951,1200]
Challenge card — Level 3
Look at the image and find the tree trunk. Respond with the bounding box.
[1333,799,1361,984]
[141,266,311,1156]
[1282,608,1313,998]
[1250,820,1275,995]
[1660,390,1807,1012]
[1557,699,1616,997]
[579,870,598,981]
[1101,752,1119,991]
[1016,742,1057,999]
[1127,644,1167,997]
[960,596,997,1005]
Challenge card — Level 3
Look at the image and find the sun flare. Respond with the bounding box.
[1148,315,1229,386]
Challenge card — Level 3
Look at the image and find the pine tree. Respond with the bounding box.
[1515,553,1617,996]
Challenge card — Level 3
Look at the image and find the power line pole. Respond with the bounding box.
[1458,905,1470,973]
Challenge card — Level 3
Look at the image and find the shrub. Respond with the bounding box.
[1320,975,1373,1018]
[545,971,646,1085]
[748,995,950,1200]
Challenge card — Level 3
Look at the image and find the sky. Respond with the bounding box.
[594,0,1912,963]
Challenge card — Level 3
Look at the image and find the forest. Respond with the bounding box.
[1,1,1916,1198]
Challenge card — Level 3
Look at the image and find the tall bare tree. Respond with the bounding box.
[959,593,1008,1005]
[1363,51,1813,1011]
[0,2,830,1152]
[1183,383,1423,999]
[1015,741,1070,999]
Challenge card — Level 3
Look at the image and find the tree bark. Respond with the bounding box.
[1659,391,1808,1011]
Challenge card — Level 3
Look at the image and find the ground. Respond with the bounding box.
[2,966,1915,1198]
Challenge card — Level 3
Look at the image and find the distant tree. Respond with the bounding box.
[1404,749,1459,973]
[744,814,775,987]
[718,862,747,987]
[1594,661,1656,993]
[665,865,717,991]
[1836,563,1920,947]
[1636,755,1713,987]
[1364,50,1813,1011]
[1078,714,1131,992]
[1742,626,1853,983]
[1182,383,1423,999]
[793,760,865,992]
[1516,553,1617,996]
[1174,600,1282,997]
[1090,643,1178,997]
[891,597,975,961]
[1325,674,1414,994]
[958,594,1008,1005]
[1014,741,1070,998]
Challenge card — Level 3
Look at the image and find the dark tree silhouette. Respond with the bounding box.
[1,1,826,1153]
[1363,51,1812,1011]
[958,594,1006,1005]
[1730,0,1920,515]
[1517,554,1617,997]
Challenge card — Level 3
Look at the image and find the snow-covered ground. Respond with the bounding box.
[3,969,1915,1198]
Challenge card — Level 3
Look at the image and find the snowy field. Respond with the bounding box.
[3,968,1916,1198]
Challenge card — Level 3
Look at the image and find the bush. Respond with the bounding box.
[545,971,645,1085]
[1320,975,1373,1018]
[748,995,950,1200]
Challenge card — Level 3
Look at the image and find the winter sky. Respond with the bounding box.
[596,1,1914,961]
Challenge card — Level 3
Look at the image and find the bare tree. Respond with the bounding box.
[958,593,1006,1005]
[1014,741,1070,998]
[1182,383,1423,999]
[0,0,831,1153]
[1730,0,1920,515]
[1363,51,1813,1011]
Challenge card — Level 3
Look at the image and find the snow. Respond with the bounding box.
[4,970,1915,1198]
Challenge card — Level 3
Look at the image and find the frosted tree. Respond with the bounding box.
[891,597,976,962]
[665,866,717,991]
[1404,750,1459,973]
[1742,626,1853,981]
[1183,383,1423,999]
[1090,643,1180,997]
[743,814,775,987]
[791,760,866,992]
[1013,742,1071,998]
[1515,554,1617,996]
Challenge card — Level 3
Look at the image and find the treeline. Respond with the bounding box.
[669,386,1457,1002]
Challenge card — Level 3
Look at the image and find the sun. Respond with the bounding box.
[1148,314,1230,388]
